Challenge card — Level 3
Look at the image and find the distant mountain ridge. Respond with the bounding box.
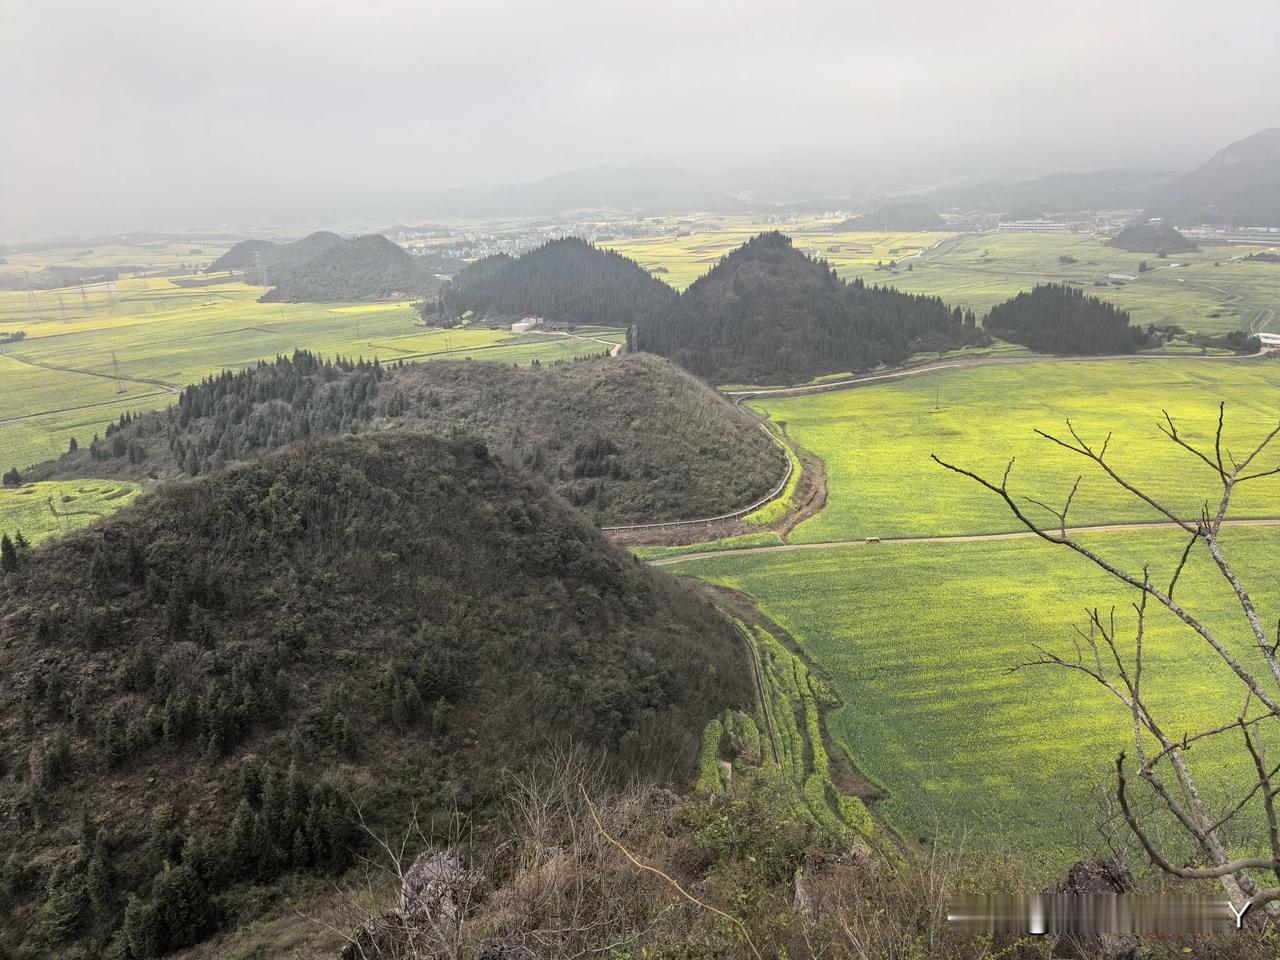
[210,232,459,301]
[1144,128,1280,226]
[923,169,1180,213]
[839,201,945,231]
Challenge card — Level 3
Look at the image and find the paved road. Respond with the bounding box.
[649,518,1280,566]
[727,349,1271,400]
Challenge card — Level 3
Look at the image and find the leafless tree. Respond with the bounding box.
[933,402,1280,919]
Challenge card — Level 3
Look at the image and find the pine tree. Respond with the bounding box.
[123,892,163,959]
[1,534,18,573]
[226,799,259,880]
[86,838,112,916]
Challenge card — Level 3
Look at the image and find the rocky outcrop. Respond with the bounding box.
[1045,858,1137,960]
[340,848,481,960]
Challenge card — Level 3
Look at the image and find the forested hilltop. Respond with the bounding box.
[1108,220,1198,254]
[435,236,677,327]
[22,352,783,526]
[0,432,749,958]
[982,283,1154,354]
[635,232,987,384]
[209,232,459,302]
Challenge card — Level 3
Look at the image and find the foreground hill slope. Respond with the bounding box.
[0,432,750,957]
[209,232,455,301]
[1145,128,1280,226]
[25,353,784,526]
[635,232,987,385]
[437,237,678,327]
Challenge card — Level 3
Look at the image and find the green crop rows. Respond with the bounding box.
[747,356,1280,543]
[670,526,1280,855]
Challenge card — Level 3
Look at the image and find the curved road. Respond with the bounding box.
[650,517,1280,566]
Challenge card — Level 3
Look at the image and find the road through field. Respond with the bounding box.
[726,347,1271,400]
[0,350,180,426]
[649,517,1280,565]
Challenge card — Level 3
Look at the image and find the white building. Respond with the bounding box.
[511,316,543,333]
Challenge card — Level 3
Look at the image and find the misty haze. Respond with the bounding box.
[1,2,1279,959]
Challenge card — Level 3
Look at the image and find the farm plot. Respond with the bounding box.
[746,356,1280,543]
[667,525,1280,856]
[0,480,142,545]
[602,224,956,291]
[832,232,1280,336]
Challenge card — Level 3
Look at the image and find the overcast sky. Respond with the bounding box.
[2,0,1277,238]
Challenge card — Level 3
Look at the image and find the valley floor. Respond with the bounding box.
[657,352,1280,856]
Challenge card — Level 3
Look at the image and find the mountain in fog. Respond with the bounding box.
[1144,128,1280,226]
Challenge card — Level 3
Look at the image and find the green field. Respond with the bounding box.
[835,232,1280,336]
[0,275,623,472]
[601,217,956,291]
[0,238,233,277]
[0,479,142,545]
[605,225,1278,335]
[668,526,1280,854]
[747,356,1280,543]
[663,352,1280,855]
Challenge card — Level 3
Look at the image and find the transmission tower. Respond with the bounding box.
[111,353,126,394]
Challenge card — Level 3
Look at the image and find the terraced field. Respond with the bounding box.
[746,356,1280,543]
[669,524,1280,855]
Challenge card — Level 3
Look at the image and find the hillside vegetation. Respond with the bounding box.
[839,201,944,231]
[24,352,784,527]
[636,232,987,384]
[210,232,458,302]
[0,432,750,958]
[982,283,1153,354]
[437,236,677,327]
[1108,220,1198,253]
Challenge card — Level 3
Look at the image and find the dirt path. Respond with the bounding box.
[525,329,623,357]
[0,351,181,425]
[650,517,1280,565]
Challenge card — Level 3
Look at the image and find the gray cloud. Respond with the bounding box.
[2,0,1277,237]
